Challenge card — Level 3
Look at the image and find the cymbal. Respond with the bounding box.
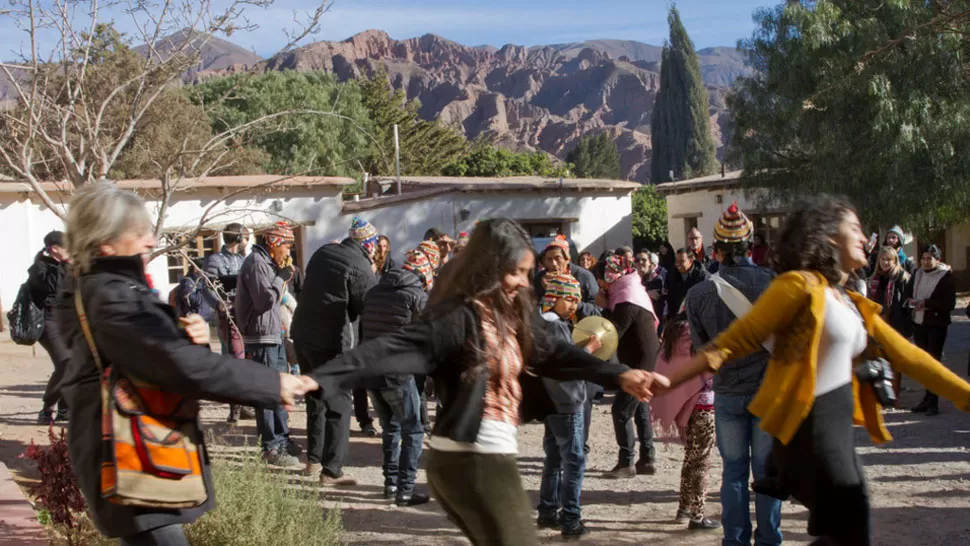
[572,316,619,361]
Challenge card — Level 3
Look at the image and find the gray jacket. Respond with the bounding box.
[685,259,775,396]
[540,312,587,413]
[235,245,286,345]
[204,246,245,278]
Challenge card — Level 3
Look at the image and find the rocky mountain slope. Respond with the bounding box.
[261,30,737,182]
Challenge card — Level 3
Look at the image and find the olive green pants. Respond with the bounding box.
[427,450,537,546]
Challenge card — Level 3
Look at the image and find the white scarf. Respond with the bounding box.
[913,264,951,325]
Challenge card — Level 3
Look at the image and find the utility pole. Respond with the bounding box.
[393,124,401,195]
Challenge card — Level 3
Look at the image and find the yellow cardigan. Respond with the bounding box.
[700,270,970,445]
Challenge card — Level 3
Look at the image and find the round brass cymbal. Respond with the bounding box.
[572,316,619,361]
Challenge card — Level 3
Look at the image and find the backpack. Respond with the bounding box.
[172,275,214,323]
[7,281,45,345]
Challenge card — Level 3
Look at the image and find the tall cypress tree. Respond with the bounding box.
[650,6,720,183]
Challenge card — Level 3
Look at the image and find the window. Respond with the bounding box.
[165,230,220,284]
[749,213,785,246]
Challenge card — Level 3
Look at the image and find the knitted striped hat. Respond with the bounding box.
[543,234,570,261]
[604,254,637,284]
[713,202,753,243]
[263,221,295,248]
[416,240,442,270]
[403,248,436,290]
[541,273,582,313]
[349,216,379,256]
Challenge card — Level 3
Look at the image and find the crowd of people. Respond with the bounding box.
[17,182,970,546]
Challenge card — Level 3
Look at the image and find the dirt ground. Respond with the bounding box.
[1,315,969,546]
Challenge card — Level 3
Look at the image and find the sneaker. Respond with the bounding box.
[304,463,323,477]
[536,515,561,530]
[263,449,301,468]
[320,473,358,487]
[383,485,398,499]
[562,521,591,541]
[688,517,722,531]
[605,464,636,479]
[361,423,378,437]
[54,409,69,423]
[395,492,431,507]
[635,459,656,476]
[284,440,303,457]
[36,410,54,425]
[675,509,691,522]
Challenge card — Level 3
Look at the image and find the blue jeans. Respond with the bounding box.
[245,343,290,452]
[537,411,586,528]
[369,379,424,494]
[715,394,783,546]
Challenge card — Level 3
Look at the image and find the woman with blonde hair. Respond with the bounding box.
[867,245,913,404]
[56,182,309,545]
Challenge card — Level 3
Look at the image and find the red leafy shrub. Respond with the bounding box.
[20,425,87,530]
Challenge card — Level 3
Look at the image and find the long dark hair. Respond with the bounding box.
[429,218,536,376]
[660,314,691,362]
[773,195,857,285]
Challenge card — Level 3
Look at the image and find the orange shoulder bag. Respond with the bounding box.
[74,276,208,509]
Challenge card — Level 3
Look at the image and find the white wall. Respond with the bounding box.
[0,198,68,313]
[664,188,766,250]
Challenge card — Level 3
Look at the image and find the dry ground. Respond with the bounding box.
[1,316,969,545]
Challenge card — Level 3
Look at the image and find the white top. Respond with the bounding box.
[428,419,518,455]
[815,288,868,396]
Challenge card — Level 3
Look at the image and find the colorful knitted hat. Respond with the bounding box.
[456,231,470,247]
[604,254,636,284]
[349,216,379,256]
[263,221,295,248]
[403,248,437,291]
[543,234,571,261]
[713,202,753,243]
[416,240,442,270]
[541,273,582,313]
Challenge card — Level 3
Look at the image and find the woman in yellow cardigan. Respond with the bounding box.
[660,196,970,546]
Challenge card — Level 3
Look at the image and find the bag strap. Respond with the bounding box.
[73,272,106,375]
[710,273,775,354]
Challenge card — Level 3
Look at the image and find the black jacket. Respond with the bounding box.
[642,268,666,321]
[604,302,660,372]
[291,238,376,360]
[359,267,428,390]
[666,262,708,319]
[905,267,957,329]
[27,250,67,320]
[54,256,281,538]
[308,302,631,444]
[540,313,587,414]
[868,270,913,337]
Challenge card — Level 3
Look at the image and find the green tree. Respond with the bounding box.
[650,6,720,183]
[191,71,374,178]
[443,144,571,177]
[632,185,668,247]
[729,1,970,230]
[566,133,622,179]
[359,68,468,176]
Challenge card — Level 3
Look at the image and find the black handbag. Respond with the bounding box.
[7,281,44,345]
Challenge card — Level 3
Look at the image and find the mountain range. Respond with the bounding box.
[2,30,748,183]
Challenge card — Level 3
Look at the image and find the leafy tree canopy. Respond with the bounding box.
[729,0,970,231]
[632,185,669,248]
[443,143,570,177]
[566,133,622,179]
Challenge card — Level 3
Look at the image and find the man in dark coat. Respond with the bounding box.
[28,230,71,424]
[359,243,439,506]
[291,216,379,486]
[533,236,599,319]
[665,248,708,319]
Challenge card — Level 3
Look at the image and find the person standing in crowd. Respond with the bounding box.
[615,246,635,263]
[666,249,708,320]
[171,258,215,324]
[750,233,770,267]
[592,255,660,478]
[374,235,395,279]
[907,244,956,416]
[637,251,666,326]
[57,183,310,545]
[292,216,380,485]
[300,219,664,546]
[412,240,442,434]
[533,236,599,319]
[203,223,253,424]
[869,226,915,276]
[578,251,597,271]
[687,228,714,272]
[658,241,676,274]
[452,231,470,256]
[236,222,301,468]
[662,195,970,546]
[652,314,720,531]
[684,203,781,546]
[537,273,602,540]
[29,230,71,424]
[359,242,440,507]
[868,246,913,404]
[425,227,457,266]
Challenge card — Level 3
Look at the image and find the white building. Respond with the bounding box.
[1,175,637,313]
[658,170,970,286]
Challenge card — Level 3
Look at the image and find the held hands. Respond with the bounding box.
[179,315,210,345]
[594,293,608,309]
[617,370,670,402]
[279,374,320,410]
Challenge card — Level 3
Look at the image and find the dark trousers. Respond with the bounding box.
[582,382,602,453]
[913,323,948,408]
[353,388,373,428]
[244,343,290,452]
[538,411,586,528]
[296,342,353,477]
[427,450,538,546]
[38,318,70,412]
[218,314,245,417]
[415,374,430,427]
[369,379,424,493]
[611,390,654,467]
[120,524,189,546]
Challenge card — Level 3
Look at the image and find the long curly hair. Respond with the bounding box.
[773,195,858,284]
[429,218,535,377]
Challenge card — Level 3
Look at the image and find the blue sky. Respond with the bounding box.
[1,0,777,60]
